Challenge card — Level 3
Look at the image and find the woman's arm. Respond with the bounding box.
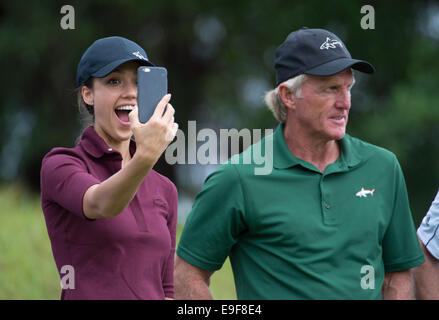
[83,95,178,219]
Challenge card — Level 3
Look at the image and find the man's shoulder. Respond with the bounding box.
[206,161,242,183]
[227,132,273,168]
[345,134,398,164]
[202,146,260,187]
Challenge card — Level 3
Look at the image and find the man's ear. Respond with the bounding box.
[81,85,94,106]
[278,84,296,110]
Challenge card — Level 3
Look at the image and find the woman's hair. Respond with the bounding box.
[76,78,94,129]
[264,74,307,123]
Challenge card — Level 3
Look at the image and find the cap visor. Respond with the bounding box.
[305,58,375,76]
[92,58,154,78]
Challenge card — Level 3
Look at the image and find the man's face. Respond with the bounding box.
[293,68,354,142]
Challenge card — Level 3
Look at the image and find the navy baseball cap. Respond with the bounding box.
[76,36,154,86]
[274,28,375,85]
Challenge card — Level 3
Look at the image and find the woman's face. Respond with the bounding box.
[82,61,138,146]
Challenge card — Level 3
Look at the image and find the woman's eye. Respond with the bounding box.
[108,78,120,85]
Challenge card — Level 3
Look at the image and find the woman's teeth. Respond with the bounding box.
[115,105,135,111]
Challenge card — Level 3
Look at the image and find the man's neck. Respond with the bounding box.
[283,123,340,173]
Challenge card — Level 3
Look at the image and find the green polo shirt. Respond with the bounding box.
[177,123,424,299]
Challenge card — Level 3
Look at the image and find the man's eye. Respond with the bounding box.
[327,86,338,92]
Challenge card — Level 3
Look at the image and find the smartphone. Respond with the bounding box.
[137,66,168,123]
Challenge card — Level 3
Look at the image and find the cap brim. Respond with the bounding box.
[305,58,375,76]
[92,58,154,78]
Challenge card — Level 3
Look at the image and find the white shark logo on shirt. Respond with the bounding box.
[356,187,376,198]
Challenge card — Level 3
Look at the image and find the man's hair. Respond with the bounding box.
[264,74,307,123]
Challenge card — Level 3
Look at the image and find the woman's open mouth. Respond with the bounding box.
[115,105,135,124]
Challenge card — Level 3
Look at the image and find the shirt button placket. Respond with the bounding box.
[320,175,326,216]
[321,175,336,225]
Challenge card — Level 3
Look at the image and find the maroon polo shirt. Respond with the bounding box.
[40,126,178,300]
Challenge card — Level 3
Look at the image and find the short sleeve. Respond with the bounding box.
[177,164,247,271]
[40,151,100,218]
[382,156,425,272]
[417,191,439,259]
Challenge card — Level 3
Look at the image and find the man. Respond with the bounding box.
[413,191,439,299]
[175,27,425,299]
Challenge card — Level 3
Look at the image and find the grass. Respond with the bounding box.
[0,184,236,299]
[0,184,59,299]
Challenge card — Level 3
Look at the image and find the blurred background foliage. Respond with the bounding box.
[1,0,439,298]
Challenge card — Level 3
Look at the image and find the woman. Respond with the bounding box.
[40,36,178,299]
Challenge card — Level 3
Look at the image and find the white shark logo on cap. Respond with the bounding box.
[132,51,147,60]
[320,37,343,50]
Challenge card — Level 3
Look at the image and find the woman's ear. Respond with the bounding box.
[81,85,94,106]
[278,84,296,110]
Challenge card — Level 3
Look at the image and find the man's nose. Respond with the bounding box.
[335,89,351,109]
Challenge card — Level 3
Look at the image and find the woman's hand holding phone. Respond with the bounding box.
[128,93,178,168]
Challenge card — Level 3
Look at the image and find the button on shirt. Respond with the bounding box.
[177,123,424,299]
[40,126,178,299]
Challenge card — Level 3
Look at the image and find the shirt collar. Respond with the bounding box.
[272,123,301,169]
[338,133,363,168]
[79,126,136,158]
[273,122,364,170]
